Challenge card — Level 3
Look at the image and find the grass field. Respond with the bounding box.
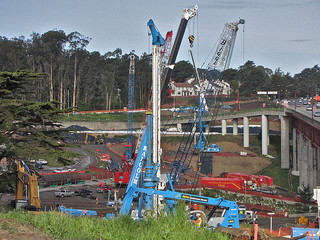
[0,204,230,240]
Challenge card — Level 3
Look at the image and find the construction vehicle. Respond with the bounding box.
[14,160,41,210]
[168,18,245,186]
[115,54,136,185]
[119,111,240,228]
[119,11,240,229]
[84,133,104,144]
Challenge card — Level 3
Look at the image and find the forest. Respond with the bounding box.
[1,29,320,111]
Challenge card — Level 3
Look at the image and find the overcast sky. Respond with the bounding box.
[1,0,319,75]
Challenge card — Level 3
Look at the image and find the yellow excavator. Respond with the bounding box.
[84,133,104,144]
[14,160,41,210]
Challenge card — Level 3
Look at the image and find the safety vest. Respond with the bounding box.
[193,217,202,227]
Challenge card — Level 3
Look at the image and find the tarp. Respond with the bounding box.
[220,104,232,109]
[60,206,97,216]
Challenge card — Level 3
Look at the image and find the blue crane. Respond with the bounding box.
[119,10,240,229]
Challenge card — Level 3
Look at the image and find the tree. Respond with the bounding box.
[237,61,271,96]
[172,60,194,83]
[294,65,320,96]
[67,32,91,109]
[41,30,67,102]
[0,70,76,169]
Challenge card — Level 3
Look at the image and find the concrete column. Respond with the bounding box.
[307,140,314,189]
[221,119,227,136]
[296,133,304,176]
[267,116,270,146]
[261,115,268,155]
[299,137,308,188]
[177,123,182,132]
[233,119,238,135]
[280,116,290,169]
[292,128,297,171]
[205,126,210,134]
[243,117,249,148]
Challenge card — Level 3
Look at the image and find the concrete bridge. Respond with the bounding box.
[61,106,320,190]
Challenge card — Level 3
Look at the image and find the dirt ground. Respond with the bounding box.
[0,136,279,238]
[39,181,125,217]
[162,140,271,176]
[0,218,54,240]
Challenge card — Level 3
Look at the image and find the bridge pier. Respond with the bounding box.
[222,119,227,136]
[281,116,290,169]
[243,117,249,148]
[295,132,320,190]
[233,119,238,135]
[292,127,298,172]
[261,115,269,155]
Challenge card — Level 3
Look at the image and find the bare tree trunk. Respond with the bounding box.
[106,91,109,111]
[49,62,53,101]
[60,78,63,109]
[108,92,113,111]
[76,74,80,108]
[72,54,77,110]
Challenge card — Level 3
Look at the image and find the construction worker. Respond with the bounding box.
[83,209,87,216]
[96,197,99,205]
[192,214,202,228]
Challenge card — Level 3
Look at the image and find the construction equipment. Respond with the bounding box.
[84,133,104,144]
[169,19,245,186]
[119,112,240,228]
[119,12,240,229]
[125,54,136,164]
[161,5,198,97]
[14,160,41,210]
[115,54,136,185]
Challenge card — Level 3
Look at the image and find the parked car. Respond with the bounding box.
[314,111,320,117]
[28,158,36,163]
[37,159,47,165]
[296,103,302,107]
[306,105,313,111]
[35,163,43,169]
[97,185,112,193]
[55,189,74,197]
[75,188,92,197]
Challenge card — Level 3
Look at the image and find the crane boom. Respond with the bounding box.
[169,19,245,186]
[161,5,198,96]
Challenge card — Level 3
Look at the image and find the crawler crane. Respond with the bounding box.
[119,7,240,229]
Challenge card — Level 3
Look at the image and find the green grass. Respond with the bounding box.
[0,204,230,240]
[255,135,299,191]
[59,112,144,122]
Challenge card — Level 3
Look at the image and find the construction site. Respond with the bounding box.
[2,4,320,240]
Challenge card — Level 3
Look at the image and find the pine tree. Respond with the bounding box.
[0,70,76,170]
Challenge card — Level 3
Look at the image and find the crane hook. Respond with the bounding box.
[188,35,195,47]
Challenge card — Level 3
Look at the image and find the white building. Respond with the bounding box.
[168,79,196,97]
[169,78,231,97]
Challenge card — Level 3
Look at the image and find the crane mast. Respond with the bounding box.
[125,54,135,168]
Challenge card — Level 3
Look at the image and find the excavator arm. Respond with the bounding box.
[15,160,41,209]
